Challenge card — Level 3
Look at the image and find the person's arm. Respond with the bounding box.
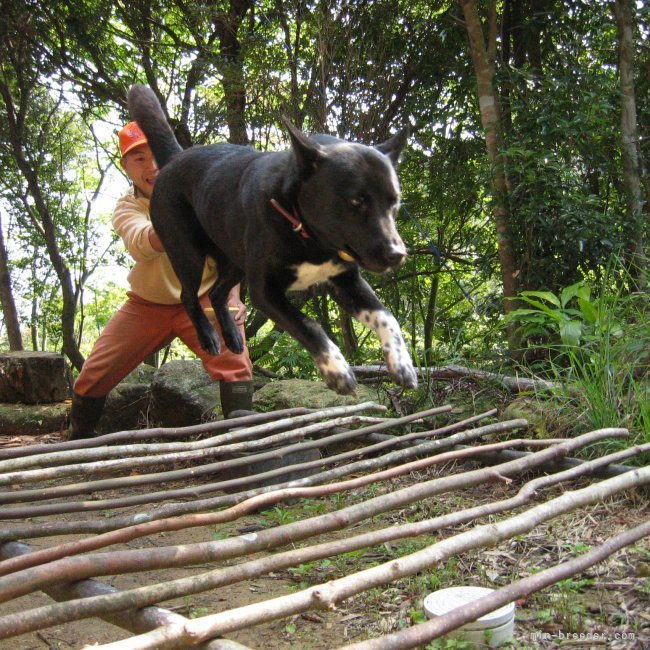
[148,229,165,252]
[112,194,163,261]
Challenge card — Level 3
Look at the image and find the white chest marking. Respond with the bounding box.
[289,261,346,291]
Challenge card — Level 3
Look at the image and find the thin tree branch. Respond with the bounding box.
[1,442,644,639]
[338,518,650,650]
[82,466,650,650]
[0,427,625,603]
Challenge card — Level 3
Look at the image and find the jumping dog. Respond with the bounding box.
[128,85,417,395]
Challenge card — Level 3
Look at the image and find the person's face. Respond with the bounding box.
[121,144,158,198]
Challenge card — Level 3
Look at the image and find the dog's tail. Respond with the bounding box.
[127,85,182,169]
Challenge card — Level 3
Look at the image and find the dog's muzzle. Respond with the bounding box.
[346,242,406,273]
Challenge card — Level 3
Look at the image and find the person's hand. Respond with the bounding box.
[228,301,247,326]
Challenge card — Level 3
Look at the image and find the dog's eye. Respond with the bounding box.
[350,196,366,209]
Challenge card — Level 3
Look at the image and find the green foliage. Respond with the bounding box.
[501,8,630,291]
[248,327,319,380]
[0,0,646,381]
[505,259,649,447]
[505,281,618,349]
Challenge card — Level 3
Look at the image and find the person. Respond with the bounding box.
[69,122,254,439]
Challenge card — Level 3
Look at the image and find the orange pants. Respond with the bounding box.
[74,292,253,398]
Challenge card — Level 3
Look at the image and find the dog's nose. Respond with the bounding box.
[385,245,406,268]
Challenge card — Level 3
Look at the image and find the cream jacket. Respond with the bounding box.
[112,187,217,304]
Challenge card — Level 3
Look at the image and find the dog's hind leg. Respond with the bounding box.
[151,202,222,356]
[206,258,245,354]
[249,279,358,395]
[329,270,418,390]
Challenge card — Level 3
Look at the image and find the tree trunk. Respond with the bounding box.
[613,0,647,289]
[423,267,440,363]
[216,0,253,145]
[0,213,23,351]
[458,0,521,344]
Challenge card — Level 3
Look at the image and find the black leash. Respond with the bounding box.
[401,204,477,310]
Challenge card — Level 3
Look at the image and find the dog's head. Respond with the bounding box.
[284,121,409,274]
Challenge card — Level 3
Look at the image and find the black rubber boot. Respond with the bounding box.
[68,392,107,440]
[219,380,254,418]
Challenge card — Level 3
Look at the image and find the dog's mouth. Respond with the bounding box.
[340,245,398,274]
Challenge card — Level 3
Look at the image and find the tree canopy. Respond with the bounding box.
[0,0,647,375]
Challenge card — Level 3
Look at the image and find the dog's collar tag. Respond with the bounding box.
[270,198,310,240]
[338,250,355,262]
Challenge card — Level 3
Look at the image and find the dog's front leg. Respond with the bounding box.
[329,270,418,390]
[250,281,358,395]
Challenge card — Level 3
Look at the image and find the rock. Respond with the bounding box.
[0,401,70,435]
[0,351,71,404]
[0,360,390,437]
[97,364,157,434]
[149,359,220,426]
[502,396,572,438]
[218,447,323,493]
[252,378,385,410]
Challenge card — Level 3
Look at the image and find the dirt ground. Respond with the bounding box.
[1,431,649,650]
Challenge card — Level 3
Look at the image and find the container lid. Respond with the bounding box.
[423,586,515,630]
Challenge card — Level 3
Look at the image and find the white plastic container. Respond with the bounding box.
[423,586,515,647]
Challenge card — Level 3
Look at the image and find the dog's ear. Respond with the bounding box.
[282,116,326,176]
[375,127,410,166]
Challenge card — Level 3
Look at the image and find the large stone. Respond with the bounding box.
[97,364,157,434]
[252,378,385,410]
[149,359,220,426]
[0,402,70,435]
[0,351,71,404]
[218,448,323,493]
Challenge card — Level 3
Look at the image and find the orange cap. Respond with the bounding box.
[119,121,148,157]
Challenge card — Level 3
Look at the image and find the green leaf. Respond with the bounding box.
[517,297,563,321]
[520,290,562,307]
[559,319,582,346]
[577,298,598,324]
[561,282,591,308]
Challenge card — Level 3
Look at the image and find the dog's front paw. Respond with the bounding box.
[391,362,419,389]
[324,369,358,395]
[316,344,357,395]
[383,334,418,389]
[359,308,417,390]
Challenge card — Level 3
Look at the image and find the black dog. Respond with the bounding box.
[128,85,417,395]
